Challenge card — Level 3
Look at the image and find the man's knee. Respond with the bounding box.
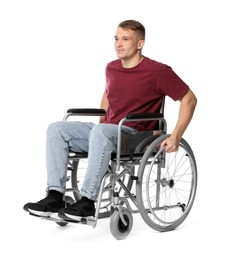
[90,124,116,137]
[47,121,65,137]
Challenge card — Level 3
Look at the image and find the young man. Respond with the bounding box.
[24,20,197,221]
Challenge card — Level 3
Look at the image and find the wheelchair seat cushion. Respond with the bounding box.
[121,131,162,155]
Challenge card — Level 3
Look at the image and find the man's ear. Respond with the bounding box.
[138,40,145,49]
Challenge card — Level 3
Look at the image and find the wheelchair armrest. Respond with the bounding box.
[126,112,163,120]
[64,108,106,120]
[67,108,106,116]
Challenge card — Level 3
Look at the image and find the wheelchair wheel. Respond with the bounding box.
[110,207,133,240]
[135,134,161,153]
[70,159,84,201]
[136,134,197,232]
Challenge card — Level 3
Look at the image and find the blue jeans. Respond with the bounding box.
[46,121,135,200]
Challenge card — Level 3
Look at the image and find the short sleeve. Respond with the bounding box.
[156,66,189,101]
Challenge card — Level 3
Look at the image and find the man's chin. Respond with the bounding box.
[116,52,125,59]
[116,54,122,59]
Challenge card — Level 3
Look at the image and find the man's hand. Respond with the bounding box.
[160,136,180,153]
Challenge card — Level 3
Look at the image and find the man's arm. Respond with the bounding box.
[160,89,197,152]
[99,93,109,123]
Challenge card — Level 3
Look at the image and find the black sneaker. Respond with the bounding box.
[23,193,65,218]
[58,197,95,221]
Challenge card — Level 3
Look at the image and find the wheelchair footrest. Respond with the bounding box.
[29,212,67,223]
[28,212,96,227]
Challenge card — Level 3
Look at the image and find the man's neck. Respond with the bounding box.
[121,54,144,68]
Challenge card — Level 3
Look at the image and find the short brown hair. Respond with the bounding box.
[118,20,145,40]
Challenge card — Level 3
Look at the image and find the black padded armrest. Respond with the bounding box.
[66,108,106,116]
[126,112,163,120]
[66,109,162,120]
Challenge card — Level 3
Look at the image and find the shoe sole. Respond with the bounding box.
[59,212,94,222]
[28,209,59,219]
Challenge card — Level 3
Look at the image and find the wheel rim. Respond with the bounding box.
[137,136,197,230]
[118,214,130,233]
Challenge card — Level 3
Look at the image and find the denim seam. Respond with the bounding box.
[90,141,108,198]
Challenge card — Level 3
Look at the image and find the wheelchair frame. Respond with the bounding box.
[59,106,197,239]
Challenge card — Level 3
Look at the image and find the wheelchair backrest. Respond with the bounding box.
[158,96,165,131]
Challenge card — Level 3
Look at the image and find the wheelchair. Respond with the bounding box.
[41,102,198,240]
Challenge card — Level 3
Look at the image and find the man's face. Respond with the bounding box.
[114,27,142,60]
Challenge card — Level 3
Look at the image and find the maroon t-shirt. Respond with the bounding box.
[103,56,189,131]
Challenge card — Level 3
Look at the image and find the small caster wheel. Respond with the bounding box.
[110,207,133,240]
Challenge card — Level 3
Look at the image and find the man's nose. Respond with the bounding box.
[116,39,123,47]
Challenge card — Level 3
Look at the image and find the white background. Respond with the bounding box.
[0,0,225,259]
